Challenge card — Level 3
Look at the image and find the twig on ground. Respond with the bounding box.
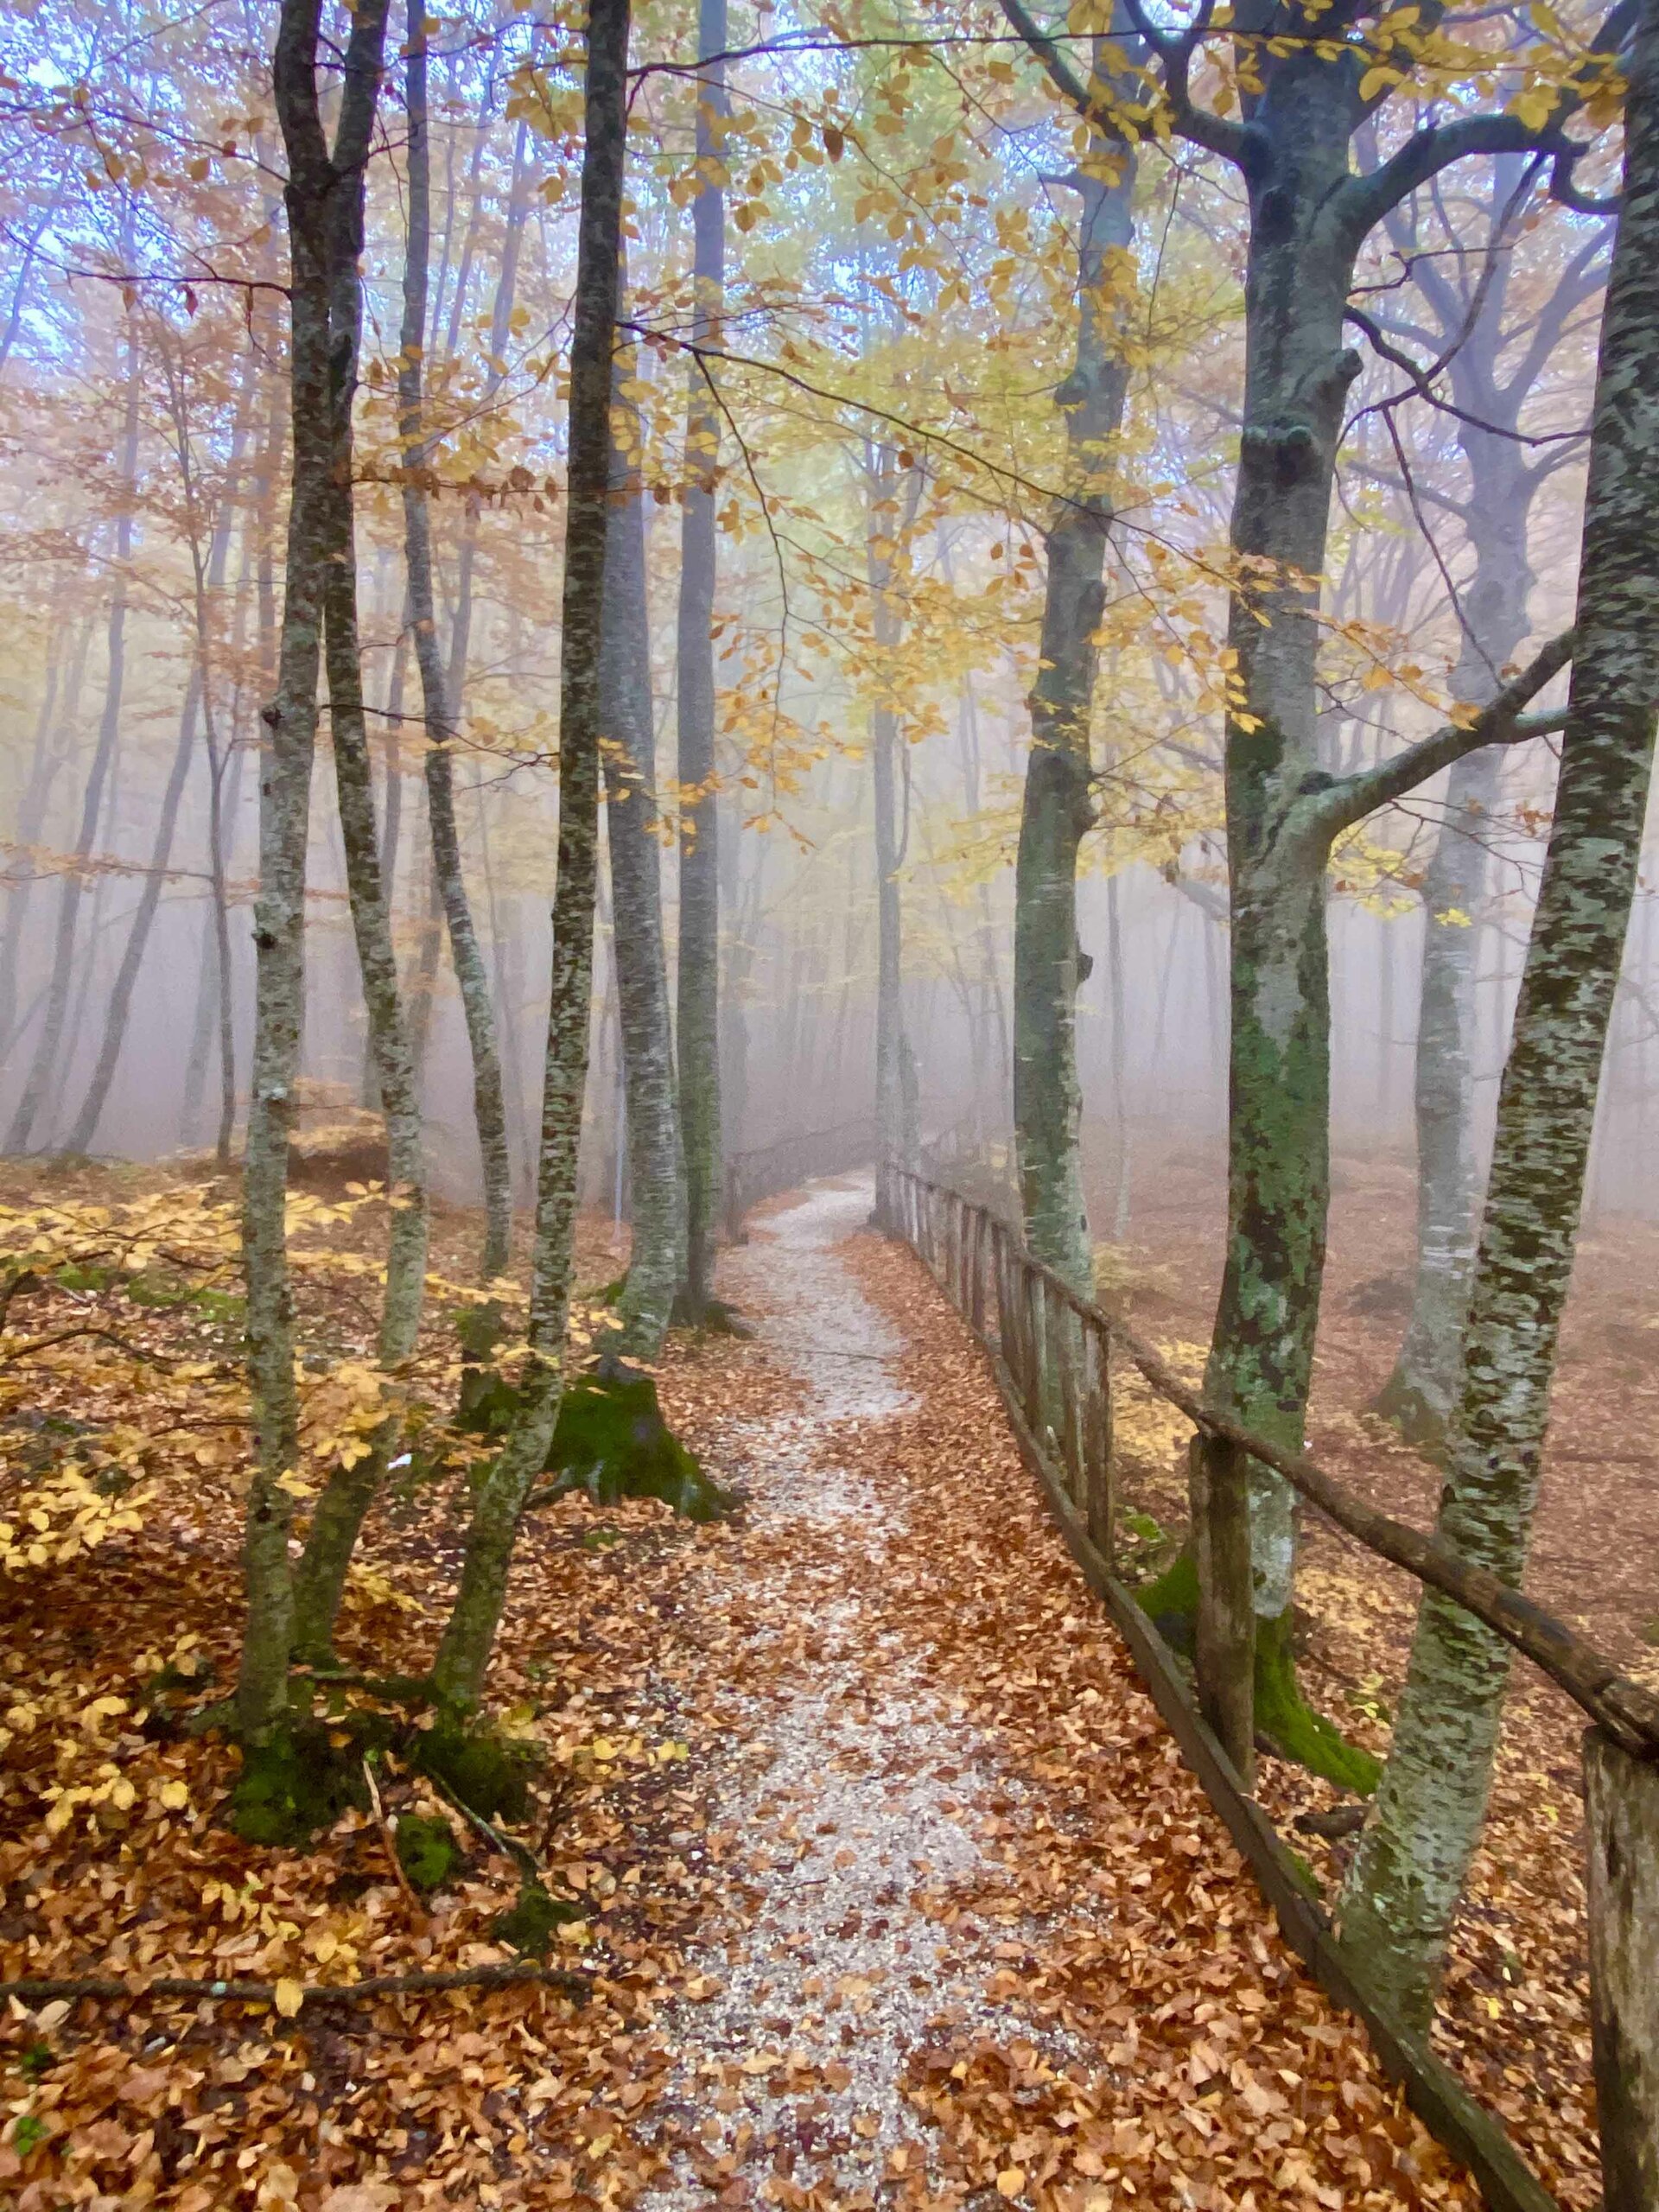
[364,1756,425,1916]
[0,1961,591,2011]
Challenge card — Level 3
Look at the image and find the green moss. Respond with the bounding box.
[1254,1611,1382,1796]
[1141,1549,1198,1656]
[1136,1559,1381,1795]
[395,1812,463,1892]
[410,1717,534,1824]
[492,1879,584,1959]
[228,1720,368,1847]
[543,1358,735,1522]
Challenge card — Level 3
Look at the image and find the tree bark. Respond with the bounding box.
[430,0,629,1713]
[602,348,687,1353]
[675,0,728,1318]
[238,0,391,1740]
[1339,1,1659,2023]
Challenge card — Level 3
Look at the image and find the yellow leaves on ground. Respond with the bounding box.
[271,1978,305,2019]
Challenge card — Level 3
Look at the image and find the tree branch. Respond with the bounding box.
[1310,629,1573,837]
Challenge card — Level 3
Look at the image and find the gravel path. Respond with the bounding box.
[641,1178,1057,2207]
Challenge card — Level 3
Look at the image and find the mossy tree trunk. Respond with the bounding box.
[239,0,391,1741]
[430,0,629,1713]
[1001,4,1136,1299]
[602,342,687,1355]
[675,0,728,1319]
[1133,7,1594,1701]
[1339,7,1659,2025]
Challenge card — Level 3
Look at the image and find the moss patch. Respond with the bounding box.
[492,1880,584,1959]
[394,1813,463,1892]
[1254,1611,1381,1795]
[228,1721,367,1847]
[1136,1559,1381,1795]
[1141,1550,1198,1656]
[543,1357,735,1521]
[409,1717,534,1825]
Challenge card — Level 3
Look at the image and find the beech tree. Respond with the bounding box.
[1341,0,1659,2022]
[1121,0,1621,1751]
[238,0,392,1739]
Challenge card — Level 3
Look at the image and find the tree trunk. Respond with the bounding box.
[6,319,142,1155]
[430,0,628,1713]
[0,601,90,1058]
[1010,75,1135,1294]
[1338,5,1659,2022]
[397,11,512,1279]
[602,350,687,1353]
[675,0,728,1318]
[867,446,924,1192]
[238,0,391,1740]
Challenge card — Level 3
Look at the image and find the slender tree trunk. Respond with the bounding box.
[675,0,728,1317]
[430,0,628,1713]
[868,448,922,1186]
[602,352,687,1352]
[238,0,391,1740]
[66,357,253,1154]
[1339,7,1659,2022]
[397,11,512,1278]
[0,601,88,1056]
[7,325,142,1154]
[1005,29,1136,1294]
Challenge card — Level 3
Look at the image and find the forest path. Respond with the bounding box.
[637,1179,1468,2212]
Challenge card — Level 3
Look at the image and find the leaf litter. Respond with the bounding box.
[0,1160,1487,2209]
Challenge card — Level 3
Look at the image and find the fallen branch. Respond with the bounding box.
[0,1960,591,2012]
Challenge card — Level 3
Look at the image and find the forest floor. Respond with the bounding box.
[0,1159,1492,2212]
[1073,1127,1659,2212]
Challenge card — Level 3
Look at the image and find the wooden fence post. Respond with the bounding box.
[1585,1727,1659,2212]
[1189,1432,1255,1789]
[1084,1317,1115,1565]
[969,1205,987,1336]
[1023,1262,1047,1438]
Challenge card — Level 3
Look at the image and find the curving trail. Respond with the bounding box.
[637,1179,1477,2212]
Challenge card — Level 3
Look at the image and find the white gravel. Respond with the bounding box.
[639,1178,1062,2207]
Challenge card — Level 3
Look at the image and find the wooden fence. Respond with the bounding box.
[880,1159,1659,2212]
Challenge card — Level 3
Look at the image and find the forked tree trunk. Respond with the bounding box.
[675,0,728,1319]
[238,0,391,1740]
[1339,3,1659,2024]
[398,10,512,1280]
[430,0,629,1713]
[289,6,433,1663]
[602,354,687,1353]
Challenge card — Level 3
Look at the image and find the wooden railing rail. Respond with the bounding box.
[880,1159,1659,2212]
